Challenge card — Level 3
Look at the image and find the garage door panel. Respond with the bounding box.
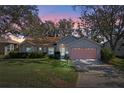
[70,48,96,59]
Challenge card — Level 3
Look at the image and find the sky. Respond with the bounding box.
[38,5,81,22]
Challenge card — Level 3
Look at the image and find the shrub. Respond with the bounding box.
[48,51,60,59]
[54,51,60,59]
[48,55,55,59]
[59,61,72,67]
[110,57,124,71]
[5,52,46,59]
[101,48,115,63]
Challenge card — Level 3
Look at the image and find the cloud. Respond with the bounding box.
[39,13,80,23]
[39,13,82,29]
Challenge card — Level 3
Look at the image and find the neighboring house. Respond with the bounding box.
[19,35,101,60]
[57,35,101,60]
[0,37,18,55]
[19,37,60,55]
[103,37,124,57]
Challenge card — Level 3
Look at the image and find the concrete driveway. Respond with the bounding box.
[73,59,124,88]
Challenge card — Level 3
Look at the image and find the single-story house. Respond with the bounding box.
[19,36,101,60]
[103,37,124,57]
[0,37,18,55]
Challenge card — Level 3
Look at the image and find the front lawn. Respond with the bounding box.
[0,58,77,88]
[110,57,124,71]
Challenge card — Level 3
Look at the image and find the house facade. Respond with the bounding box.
[19,36,101,60]
[19,37,60,55]
[0,37,18,55]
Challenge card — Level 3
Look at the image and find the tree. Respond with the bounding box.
[39,19,74,37]
[58,19,74,37]
[42,21,57,37]
[78,5,124,51]
[22,17,44,37]
[0,5,39,37]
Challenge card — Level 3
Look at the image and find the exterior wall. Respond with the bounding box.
[19,42,56,54]
[19,43,38,53]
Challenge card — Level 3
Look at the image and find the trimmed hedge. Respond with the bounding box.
[5,52,46,59]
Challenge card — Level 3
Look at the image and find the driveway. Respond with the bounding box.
[73,59,124,88]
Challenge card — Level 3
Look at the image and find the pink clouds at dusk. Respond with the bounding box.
[38,5,81,22]
[40,14,80,22]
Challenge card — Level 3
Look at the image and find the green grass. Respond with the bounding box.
[0,58,77,88]
[110,57,124,71]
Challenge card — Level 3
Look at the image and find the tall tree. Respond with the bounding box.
[0,5,39,37]
[78,5,124,51]
[42,21,57,37]
[58,19,74,37]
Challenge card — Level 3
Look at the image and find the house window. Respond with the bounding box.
[4,44,14,55]
[26,47,32,52]
[48,47,54,55]
[10,44,14,51]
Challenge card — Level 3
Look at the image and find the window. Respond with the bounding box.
[10,44,14,51]
[26,47,32,52]
[48,47,54,55]
[4,44,14,55]
[6,44,14,51]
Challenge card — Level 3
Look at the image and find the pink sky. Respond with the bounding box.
[38,6,81,29]
[40,14,80,23]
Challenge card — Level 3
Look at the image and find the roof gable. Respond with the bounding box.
[63,36,101,47]
[58,35,78,44]
[79,37,101,46]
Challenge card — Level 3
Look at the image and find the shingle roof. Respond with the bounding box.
[58,35,101,47]
[0,37,19,44]
[21,37,60,47]
[57,35,78,44]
